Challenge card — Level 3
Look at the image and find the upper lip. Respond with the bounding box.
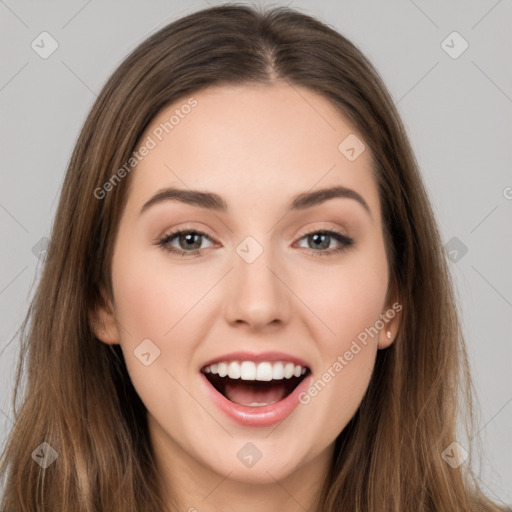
[200,351,311,371]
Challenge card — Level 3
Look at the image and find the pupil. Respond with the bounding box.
[310,233,329,250]
[181,233,201,249]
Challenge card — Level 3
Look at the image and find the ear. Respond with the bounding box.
[377,282,403,350]
[89,286,120,345]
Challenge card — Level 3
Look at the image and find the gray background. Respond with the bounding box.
[0,0,510,504]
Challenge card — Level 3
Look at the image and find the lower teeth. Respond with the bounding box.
[247,401,278,407]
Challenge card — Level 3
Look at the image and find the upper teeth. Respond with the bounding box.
[203,361,307,381]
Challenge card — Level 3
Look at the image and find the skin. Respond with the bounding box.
[94,82,401,512]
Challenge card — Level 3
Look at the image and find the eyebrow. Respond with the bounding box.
[140,185,371,217]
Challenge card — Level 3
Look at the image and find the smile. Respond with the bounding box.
[200,352,312,427]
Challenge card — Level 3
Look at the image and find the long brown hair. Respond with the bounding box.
[1,4,509,511]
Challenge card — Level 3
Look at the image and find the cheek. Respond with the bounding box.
[110,239,223,403]
[292,239,388,424]
[296,242,389,348]
[293,292,385,445]
[108,244,192,406]
[109,244,209,424]
[111,242,209,342]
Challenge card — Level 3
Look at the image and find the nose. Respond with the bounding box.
[224,240,291,331]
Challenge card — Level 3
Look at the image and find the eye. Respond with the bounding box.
[295,229,354,256]
[157,228,354,257]
[157,229,215,256]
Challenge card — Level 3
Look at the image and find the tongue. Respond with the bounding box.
[224,381,287,406]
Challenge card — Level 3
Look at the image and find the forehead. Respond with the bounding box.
[127,82,380,218]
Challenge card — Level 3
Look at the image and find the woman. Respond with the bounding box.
[1,4,509,511]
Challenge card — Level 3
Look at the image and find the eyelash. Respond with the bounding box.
[156,228,354,258]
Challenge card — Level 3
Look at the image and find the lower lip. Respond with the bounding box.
[200,372,312,428]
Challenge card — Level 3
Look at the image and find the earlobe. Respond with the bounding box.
[377,295,402,349]
[90,314,120,345]
[89,288,121,345]
[378,325,397,349]
[378,327,395,349]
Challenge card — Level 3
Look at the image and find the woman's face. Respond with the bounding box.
[99,82,399,487]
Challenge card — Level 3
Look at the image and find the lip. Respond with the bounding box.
[200,351,311,369]
[200,369,312,428]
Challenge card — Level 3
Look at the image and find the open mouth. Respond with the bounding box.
[201,361,311,407]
